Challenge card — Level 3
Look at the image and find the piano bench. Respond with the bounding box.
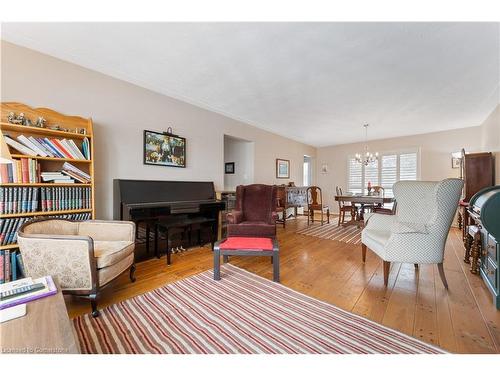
[213,237,280,282]
[156,217,216,265]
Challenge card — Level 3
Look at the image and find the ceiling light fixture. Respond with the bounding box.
[355,124,378,166]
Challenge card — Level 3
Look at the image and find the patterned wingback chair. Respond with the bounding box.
[17,218,136,317]
[361,179,463,288]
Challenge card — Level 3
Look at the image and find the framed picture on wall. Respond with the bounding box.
[143,129,186,168]
[225,162,235,174]
[276,158,290,179]
[451,157,461,169]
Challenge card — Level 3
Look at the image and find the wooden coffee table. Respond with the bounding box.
[0,283,80,354]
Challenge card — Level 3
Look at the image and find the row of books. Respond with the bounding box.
[0,212,92,246]
[0,187,39,214]
[62,162,91,183]
[40,187,92,212]
[4,134,90,160]
[0,158,40,184]
[0,250,24,283]
[0,186,92,214]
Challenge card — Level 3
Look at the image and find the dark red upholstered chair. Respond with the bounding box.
[227,184,278,238]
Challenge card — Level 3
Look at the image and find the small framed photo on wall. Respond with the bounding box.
[451,157,461,169]
[144,129,186,168]
[276,158,290,179]
[225,162,235,174]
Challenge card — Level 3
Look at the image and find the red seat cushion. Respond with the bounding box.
[219,237,274,251]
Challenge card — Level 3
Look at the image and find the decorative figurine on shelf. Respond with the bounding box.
[7,112,16,123]
[367,181,372,195]
[34,116,46,128]
[49,125,62,131]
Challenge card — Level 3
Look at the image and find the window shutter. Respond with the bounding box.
[348,157,362,193]
[364,159,379,193]
[381,154,397,197]
[399,153,418,181]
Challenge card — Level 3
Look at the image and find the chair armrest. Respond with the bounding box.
[78,220,136,242]
[17,234,96,291]
[227,211,243,224]
[271,211,279,223]
[364,213,396,230]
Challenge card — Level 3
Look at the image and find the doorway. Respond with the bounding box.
[303,155,312,186]
[223,135,255,191]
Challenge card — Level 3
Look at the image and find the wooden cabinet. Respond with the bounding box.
[461,149,494,202]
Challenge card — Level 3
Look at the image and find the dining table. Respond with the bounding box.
[334,193,395,226]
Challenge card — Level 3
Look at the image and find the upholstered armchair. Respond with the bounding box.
[17,219,136,317]
[361,179,463,288]
[227,184,278,238]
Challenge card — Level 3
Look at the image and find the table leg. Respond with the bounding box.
[470,232,481,274]
[273,251,280,282]
[213,248,221,280]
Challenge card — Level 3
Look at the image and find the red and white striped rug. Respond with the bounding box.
[296,222,363,244]
[73,264,445,354]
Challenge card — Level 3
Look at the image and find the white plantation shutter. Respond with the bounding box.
[347,150,418,197]
[364,159,379,194]
[399,153,418,181]
[348,157,362,193]
[381,154,397,197]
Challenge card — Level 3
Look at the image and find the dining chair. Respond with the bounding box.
[371,185,395,215]
[335,186,355,226]
[307,186,330,225]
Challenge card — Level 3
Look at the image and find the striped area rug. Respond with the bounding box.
[296,222,363,244]
[72,264,445,354]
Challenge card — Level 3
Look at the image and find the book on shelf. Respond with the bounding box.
[0,275,57,310]
[62,162,91,181]
[3,136,37,156]
[2,133,89,160]
[0,158,40,184]
[0,249,23,283]
[41,171,75,183]
[1,186,91,215]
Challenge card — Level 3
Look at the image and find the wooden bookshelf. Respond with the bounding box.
[10,154,92,163]
[0,208,93,219]
[0,102,96,252]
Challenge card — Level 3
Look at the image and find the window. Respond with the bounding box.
[347,150,419,195]
[303,155,312,186]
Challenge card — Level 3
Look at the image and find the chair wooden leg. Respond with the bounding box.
[383,261,390,287]
[437,263,448,289]
[361,243,367,262]
[90,294,99,318]
[327,208,330,224]
[129,263,136,282]
[338,211,341,227]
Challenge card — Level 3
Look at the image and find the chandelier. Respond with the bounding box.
[355,124,379,166]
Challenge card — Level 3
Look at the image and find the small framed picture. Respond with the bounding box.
[321,164,328,174]
[225,162,235,174]
[451,157,461,169]
[276,158,290,179]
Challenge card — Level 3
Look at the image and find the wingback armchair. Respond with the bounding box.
[361,179,463,288]
[17,219,136,317]
[227,184,278,238]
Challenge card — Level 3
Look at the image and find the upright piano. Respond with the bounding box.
[113,179,225,255]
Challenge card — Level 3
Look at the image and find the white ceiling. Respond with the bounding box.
[1,22,499,147]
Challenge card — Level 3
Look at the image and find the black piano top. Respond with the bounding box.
[114,179,216,204]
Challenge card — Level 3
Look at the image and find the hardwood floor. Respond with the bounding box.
[65,217,500,354]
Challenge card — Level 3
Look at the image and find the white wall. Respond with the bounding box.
[317,126,483,212]
[223,135,254,190]
[479,104,500,184]
[1,41,316,219]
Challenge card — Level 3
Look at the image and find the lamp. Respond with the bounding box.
[0,130,14,164]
